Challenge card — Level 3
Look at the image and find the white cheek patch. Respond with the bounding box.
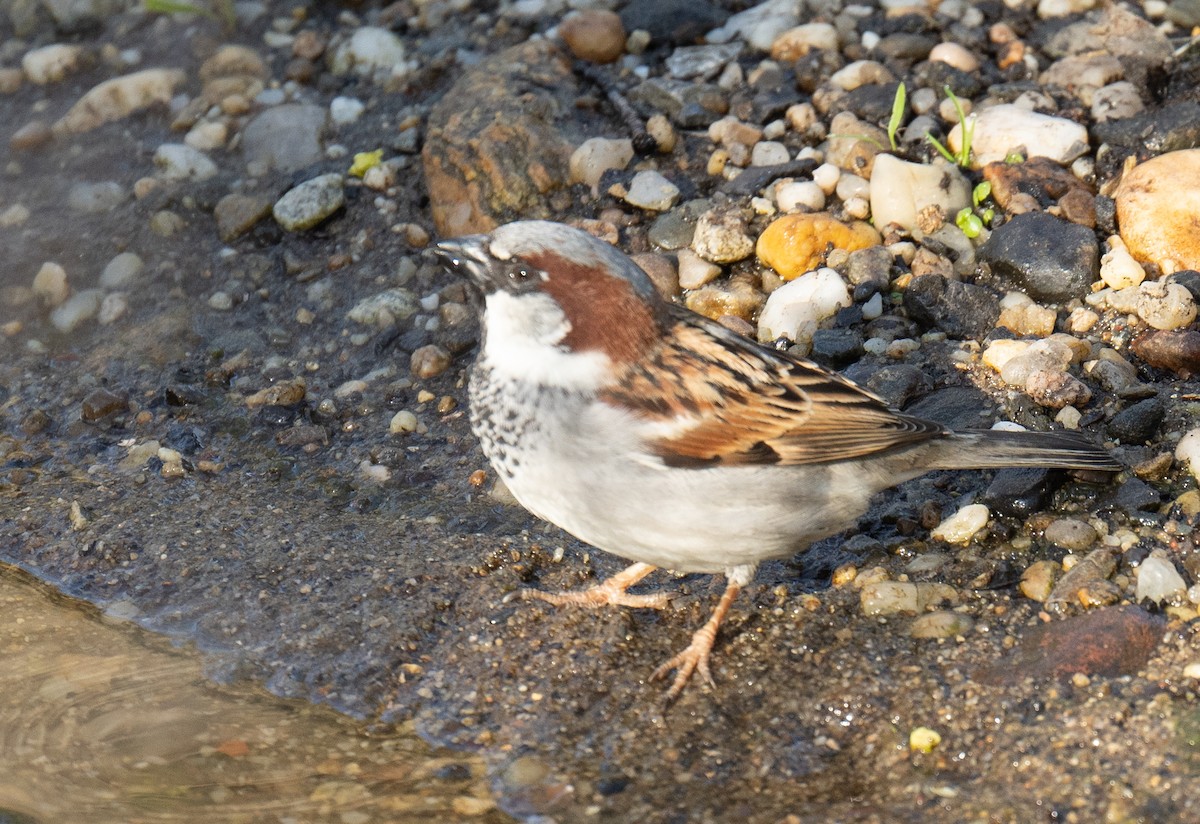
[481,291,611,391]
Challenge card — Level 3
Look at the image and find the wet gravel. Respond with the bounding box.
[5,1,1200,821]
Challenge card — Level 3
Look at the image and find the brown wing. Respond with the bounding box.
[602,307,947,467]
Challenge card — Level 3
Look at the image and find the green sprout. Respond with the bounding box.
[956,180,995,238]
[887,82,906,152]
[1004,150,1026,164]
[956,206,983,238]
[144,0,235,28]
[925,86,974,167]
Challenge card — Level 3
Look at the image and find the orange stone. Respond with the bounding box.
[756,213,881,280]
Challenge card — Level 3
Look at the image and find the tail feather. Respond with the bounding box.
[925,429,1121,471]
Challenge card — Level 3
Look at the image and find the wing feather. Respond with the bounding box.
[601,307,946,467]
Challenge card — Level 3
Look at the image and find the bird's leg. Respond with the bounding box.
[651,564,756,701]
[516,562,672,609]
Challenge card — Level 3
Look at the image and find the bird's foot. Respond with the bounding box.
[511,562,671,610]
[651,627,717,701]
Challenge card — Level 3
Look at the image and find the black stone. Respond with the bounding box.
[619,0,729,46]
[1167,270,1200,304]
[911,61,984,99]
[809,328,864,368]
[983,468,1052,519]
[1093,102,1200,155]
[1107,397,1165,445]
[979,212,1098,303]
[840,82,904,124]
[903,385,997,430]
[903,274,1001,340]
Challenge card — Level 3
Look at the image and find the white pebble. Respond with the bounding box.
[751,140,791,166]
[32,261,69,306]
[153,143,218,182]
[812,162,840,194]
[1136,552,1187,605]
[330,95,365,125]
[775,180,825,212]
[757,267,850,349]
[930,503,990,544]
[568,137,633,190]
[1100,235,1146,290]
[1136,281,1196,330]
[390,410,418,434]
[50,288,103,332]
[99,252,144,288]
[623,170,680,211]
[97,292,128,325]
[928,42,980,73]
[1174,428,1200,482]
[861,292,883,320]
[676,249,721,289]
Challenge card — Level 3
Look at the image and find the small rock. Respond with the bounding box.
[775,180,824,212]
[245,378,306,409]
[153,143,218,182]
[389,410,418,434]
[50,289,103,332]
[67,180,126,213]
[32,262,69,307]
[979,212,1098,302]
[1020,560,1061,602]
[22,43,84,84]
[347,289,418,327]
[1100,235,1146,290]
[329,27,407,77]
[750,141,790,166]
[97,293,127,325]
[770,23,838,61]
[241,104,327,173]
[10,120,53,152]
[81,388,127,422]
[329,96,365,125]
[1092,81,1144,122]
[1131,330,1200,377]
[1135,280,1197,330]
[1025,370,1092,410]
[976,606,1163,685]
[273,174,345,232]
[684,278,763,321]
[559,10,625,64]
[1046,546,1117,612]
[870,155,971,236]
[1116,149,1200,275]
[411,344,452,379]
[184,120,228,151]
[1044,518,1099,552]
[757,268,850,348]
[675,250,720,290]
[1108,397,1165,444]
[214,193,274,242]
[708,0,801,51]
[757,213,880,279]
[53,68,185,135]
[930,503,990,544]
[621,171,680,211]
[904,275,1000,341]
[99,252,143,289]
[692,209,755,263]
[1136,552,1187,605]
[909,610,974,639]
[1175,427,1200,482]
[665,43,743,80]
[953,104,1088,168]
[928,42,980,73]
[569,137,634,191]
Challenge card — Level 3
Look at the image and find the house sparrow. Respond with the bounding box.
[433,220,1119,701]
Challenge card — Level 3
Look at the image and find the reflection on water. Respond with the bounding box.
[0,564,509,824]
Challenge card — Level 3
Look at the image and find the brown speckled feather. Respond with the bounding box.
[602,306,947,467]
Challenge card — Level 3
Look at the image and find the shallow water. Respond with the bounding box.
[0,563,509,824]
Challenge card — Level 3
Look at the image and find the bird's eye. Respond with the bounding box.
[508,267,529,281]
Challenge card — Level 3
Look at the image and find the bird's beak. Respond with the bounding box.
[430,235,499,292]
